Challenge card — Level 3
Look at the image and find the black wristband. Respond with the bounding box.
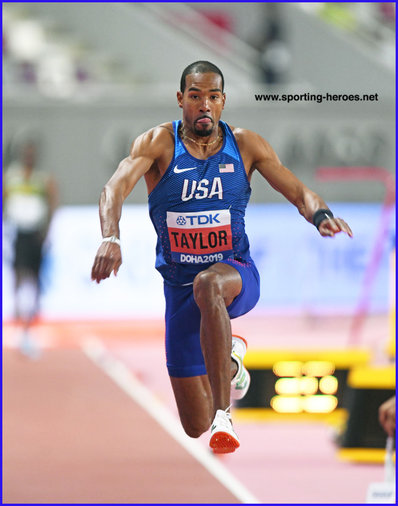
[313,208,334,229]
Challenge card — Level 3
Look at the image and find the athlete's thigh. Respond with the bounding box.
[170,375,213,435]
[199,261,243,307]
[221,258,261,318]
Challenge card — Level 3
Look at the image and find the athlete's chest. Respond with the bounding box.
[169,156,245,204]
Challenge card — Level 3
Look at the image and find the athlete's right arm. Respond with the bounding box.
[91,129,160,283]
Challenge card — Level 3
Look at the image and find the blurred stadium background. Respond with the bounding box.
[3,2,396,504]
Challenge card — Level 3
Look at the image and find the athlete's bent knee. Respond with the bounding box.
[193,270,223,307]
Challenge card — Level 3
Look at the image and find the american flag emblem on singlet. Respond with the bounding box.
[219,163,234,173]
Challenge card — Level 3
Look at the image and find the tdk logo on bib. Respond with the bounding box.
[176,213,221,227]
[167,210,233,264]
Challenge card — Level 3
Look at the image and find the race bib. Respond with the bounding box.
[167,209,233,264]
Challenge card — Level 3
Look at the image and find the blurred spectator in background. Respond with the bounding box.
[258,4,291,85]
[3,141,57,357]
[379,396,396,437]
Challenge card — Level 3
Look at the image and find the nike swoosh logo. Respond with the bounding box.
[174,165,197,173]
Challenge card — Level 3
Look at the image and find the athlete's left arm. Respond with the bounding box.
[247,131,353,238]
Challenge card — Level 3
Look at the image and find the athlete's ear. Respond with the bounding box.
[222,93,226,109]
[177,91,183,109]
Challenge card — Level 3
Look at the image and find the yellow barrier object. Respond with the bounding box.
[348,365,396,389]
[245,349,372,369]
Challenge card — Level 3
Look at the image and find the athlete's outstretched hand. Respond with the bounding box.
[318,217,353,238]
[91,242,122,283]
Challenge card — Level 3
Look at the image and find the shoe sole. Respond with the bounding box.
[210,431,240,454]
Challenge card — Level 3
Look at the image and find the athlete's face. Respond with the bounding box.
[21,143,37,169]
[177,72,226,137]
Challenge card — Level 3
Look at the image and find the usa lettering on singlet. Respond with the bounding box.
[148,120,253,285]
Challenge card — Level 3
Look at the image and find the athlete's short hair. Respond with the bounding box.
[180,61,224,93]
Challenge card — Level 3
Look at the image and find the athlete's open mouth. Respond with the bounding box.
[195,116,213,125]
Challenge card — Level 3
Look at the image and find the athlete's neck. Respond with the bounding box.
[180,122,222,149]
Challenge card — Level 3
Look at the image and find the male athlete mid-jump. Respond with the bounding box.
[91,61,352,454]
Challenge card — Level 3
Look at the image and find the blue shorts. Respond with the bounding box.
[164,259,260,378]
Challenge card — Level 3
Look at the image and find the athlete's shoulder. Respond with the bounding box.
[132,122,175,158]
[136,122,174,144]
[228,125,277,168]
[228,125,266,150]
[154,122,175,138]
